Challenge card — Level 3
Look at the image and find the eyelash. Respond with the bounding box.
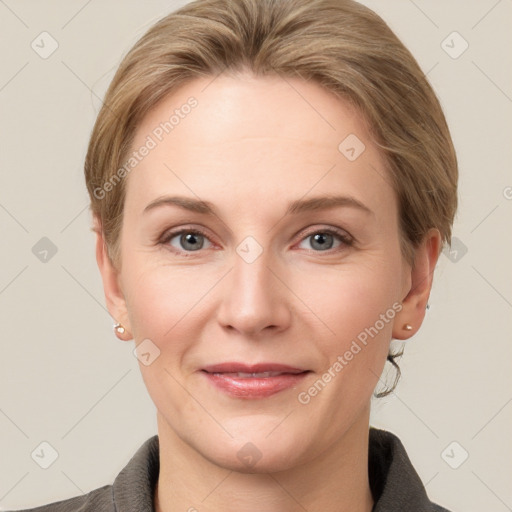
[158,226,354,257]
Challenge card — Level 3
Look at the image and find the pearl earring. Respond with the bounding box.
[113,322,125,335]
[403,323,413,331]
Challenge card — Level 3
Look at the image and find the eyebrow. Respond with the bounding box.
[143,194,374,217]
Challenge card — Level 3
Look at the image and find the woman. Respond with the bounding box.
[13,0,457,510]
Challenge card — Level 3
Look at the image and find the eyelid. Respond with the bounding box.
[159,226,215,247]
[293,226,354,250]
[159,224,354,255]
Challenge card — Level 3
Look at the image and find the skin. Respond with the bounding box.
[95,71,441,512]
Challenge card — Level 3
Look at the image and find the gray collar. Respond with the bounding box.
[110,428,448,512]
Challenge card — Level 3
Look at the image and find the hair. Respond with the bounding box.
[84,0,458,396]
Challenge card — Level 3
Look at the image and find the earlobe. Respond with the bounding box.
[113,321,131,341]
[94,219,133,340]
[392,228,442,341]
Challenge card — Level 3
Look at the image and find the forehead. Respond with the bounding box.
[125,73,394,216]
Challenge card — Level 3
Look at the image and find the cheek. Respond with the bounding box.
[122,263,216,414]
[123,260,221,347]
[123,250,402,355]
[292,259,401,348]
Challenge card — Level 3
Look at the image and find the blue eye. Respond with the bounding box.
[159,227,352,256]
[298,230,352,252]
[163,229,212,253]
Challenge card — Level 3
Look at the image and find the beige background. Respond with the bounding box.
[1,1,511,510]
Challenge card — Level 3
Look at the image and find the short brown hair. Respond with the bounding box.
[84,0,458,395]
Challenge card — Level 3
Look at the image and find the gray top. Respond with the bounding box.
[10,428,451,512]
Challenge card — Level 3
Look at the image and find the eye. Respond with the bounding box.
[297,228,353,252]
[161,228,213,253]
[159,226,353,256]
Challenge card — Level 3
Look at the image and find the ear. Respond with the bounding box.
[392,228,442,340]
[94,217,133,341]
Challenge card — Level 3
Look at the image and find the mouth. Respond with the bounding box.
[200,362,311,399]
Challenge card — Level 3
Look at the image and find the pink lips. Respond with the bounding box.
[201,362,310,399]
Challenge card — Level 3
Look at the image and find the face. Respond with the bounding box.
[98,72,427,473]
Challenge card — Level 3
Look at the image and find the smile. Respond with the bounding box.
[200,362,311,399]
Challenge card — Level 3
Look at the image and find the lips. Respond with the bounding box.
[202,362,306,374]
[201,362,310,399]
[219,371,289,378]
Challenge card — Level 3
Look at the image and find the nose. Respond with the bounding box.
[216,249,292,338]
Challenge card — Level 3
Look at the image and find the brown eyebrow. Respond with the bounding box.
[143,194,374,217]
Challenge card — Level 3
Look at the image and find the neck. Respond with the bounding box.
[154,409,374,512]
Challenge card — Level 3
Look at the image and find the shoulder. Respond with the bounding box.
[6,435,159,512]
[6,485,114,512]
[432,506,452,512]
[369,427,454,512]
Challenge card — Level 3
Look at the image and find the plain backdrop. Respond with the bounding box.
[0,1,511,511]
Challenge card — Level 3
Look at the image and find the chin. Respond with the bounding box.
[197,420,311,474]
[210,443,305,474]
